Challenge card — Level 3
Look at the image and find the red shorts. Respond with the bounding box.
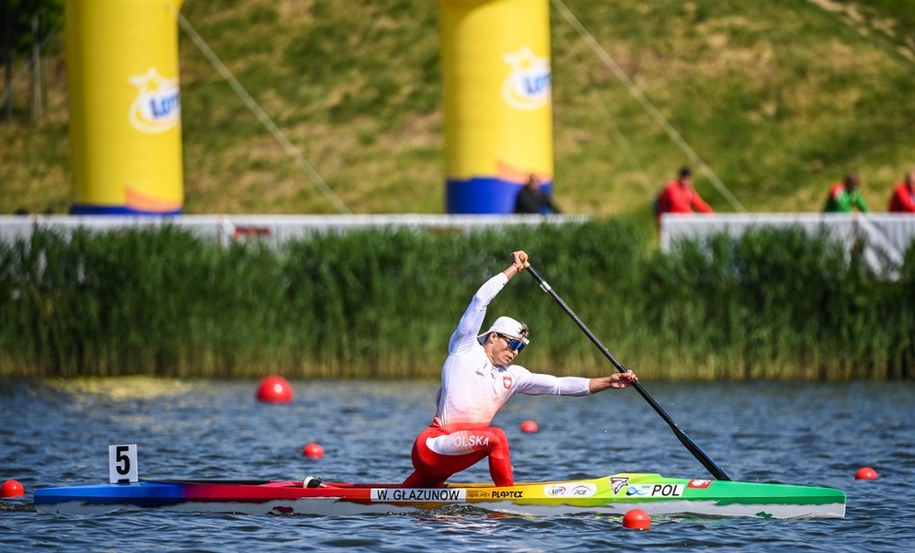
[401,424,513,488]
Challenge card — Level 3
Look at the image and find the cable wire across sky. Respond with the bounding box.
[552,0,747,212]
[178,13,352,215]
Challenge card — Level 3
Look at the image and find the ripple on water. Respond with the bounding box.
[1,379,912,553]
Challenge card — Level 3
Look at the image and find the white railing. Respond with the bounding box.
[661,213,915,276]
[0,214,590,248]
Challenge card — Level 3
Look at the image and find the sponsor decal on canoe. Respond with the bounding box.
[466,490,489,499]
[492,490,524,499]
[371,488,467,502]
[544,483,597,498]
[688,479,713,489]
[626,484,685,498]
[610,477,629,495]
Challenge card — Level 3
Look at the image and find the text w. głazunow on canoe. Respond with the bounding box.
[371,488,467,502]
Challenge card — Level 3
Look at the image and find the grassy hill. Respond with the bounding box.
[2,0,914,227]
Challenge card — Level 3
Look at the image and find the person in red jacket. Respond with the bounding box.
[654,166,714,226]
[888,170,915,213]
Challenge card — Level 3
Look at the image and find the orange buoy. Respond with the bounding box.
[256,376,293,403]
[622,508,651,530]
[303,442,324,459]
[1,480,24,498]
[520,420,539,433]
[855,467,878,480]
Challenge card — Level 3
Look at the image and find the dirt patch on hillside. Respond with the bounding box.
[806,0,915,62]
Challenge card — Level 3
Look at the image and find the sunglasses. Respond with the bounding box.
[498,334,528,352]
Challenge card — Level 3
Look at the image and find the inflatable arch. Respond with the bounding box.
[440,0,554,213]
[64,0,552,215]
[66,0,184,215]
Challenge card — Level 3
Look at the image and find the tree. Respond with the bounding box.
[1,0,63,122]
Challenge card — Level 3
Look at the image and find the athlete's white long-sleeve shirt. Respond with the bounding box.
[432,272,591,430]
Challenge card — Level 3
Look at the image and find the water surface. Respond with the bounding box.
[1,379,912,552]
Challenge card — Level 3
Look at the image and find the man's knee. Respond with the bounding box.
[485,427,509,452]
[489,427,508,442]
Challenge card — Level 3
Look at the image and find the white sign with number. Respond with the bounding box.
[109,444,139,484]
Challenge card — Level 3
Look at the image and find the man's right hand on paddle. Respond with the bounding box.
[589,370,638,393]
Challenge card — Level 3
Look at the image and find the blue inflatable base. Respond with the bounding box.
[446,178,552,214]
[70,204,183,216]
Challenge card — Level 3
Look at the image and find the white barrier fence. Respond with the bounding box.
[661,213,915,276]
[0,214,590,248]
[7,213,911,276]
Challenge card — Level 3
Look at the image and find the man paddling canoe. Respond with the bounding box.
[402,250,637,488]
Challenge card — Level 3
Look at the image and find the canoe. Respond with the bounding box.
[34,473,846,519]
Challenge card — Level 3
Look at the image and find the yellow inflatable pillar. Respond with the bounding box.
[439,0,553,213]
[66,0,185,215]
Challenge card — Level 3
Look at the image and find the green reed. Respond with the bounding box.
[0,221,911,380]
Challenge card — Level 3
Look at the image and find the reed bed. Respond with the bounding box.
[0,221,911,380]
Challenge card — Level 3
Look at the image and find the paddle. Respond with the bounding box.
[526,264,732,481]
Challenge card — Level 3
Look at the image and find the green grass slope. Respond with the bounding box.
[1,0,913,223]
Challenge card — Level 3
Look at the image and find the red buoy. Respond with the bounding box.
[1,480,24,498]
[622,508,651,530]
[520,420,539,433]
[303,442,324,459]
[855,467,878,480]
[256,376,293,403]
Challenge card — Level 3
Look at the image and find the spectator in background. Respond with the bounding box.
[514,174,561,215]
[654,166,714,226]
[888,170,915,213]
[823,172,869,213]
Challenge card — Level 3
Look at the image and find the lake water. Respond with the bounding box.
[1,378,912,552]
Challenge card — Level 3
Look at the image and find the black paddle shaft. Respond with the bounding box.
[526,264,731,481]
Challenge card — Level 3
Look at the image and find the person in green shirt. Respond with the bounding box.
[823,172,869,213]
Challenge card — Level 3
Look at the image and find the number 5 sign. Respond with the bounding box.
[109,444,139,483]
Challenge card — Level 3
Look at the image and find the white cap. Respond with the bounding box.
[477,316,529,344]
